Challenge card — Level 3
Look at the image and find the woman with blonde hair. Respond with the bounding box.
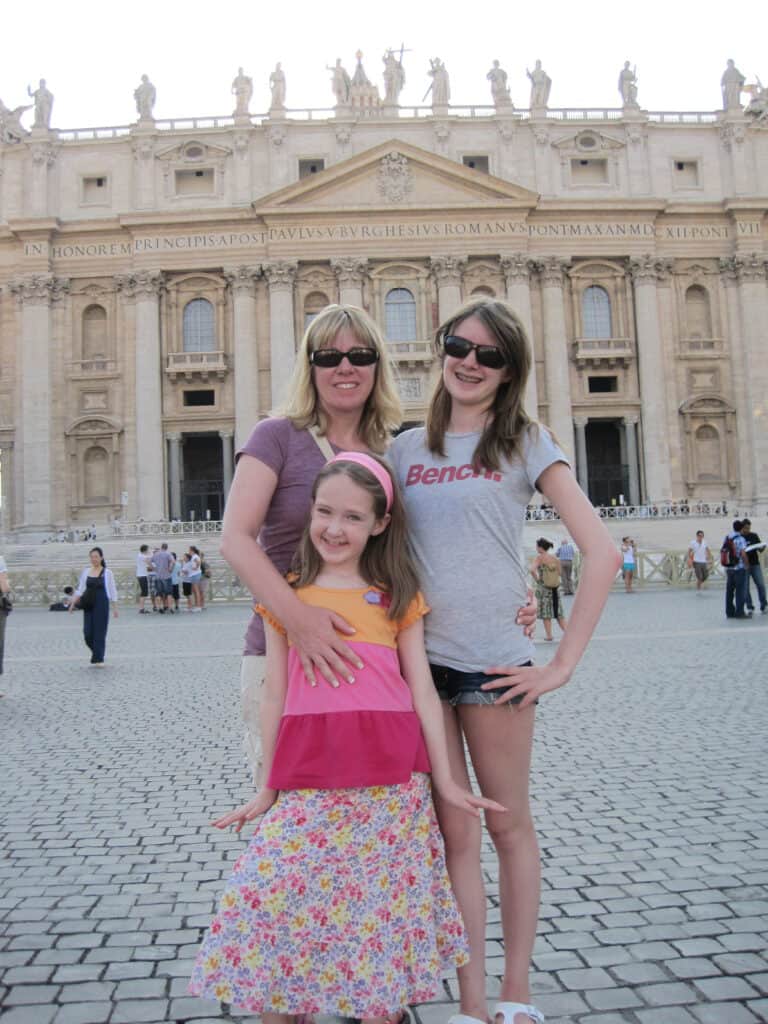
[221,304,402,782]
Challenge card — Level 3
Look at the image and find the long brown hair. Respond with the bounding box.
[280,304,402,454]
[426,295,537,472]
[290,455,420,620]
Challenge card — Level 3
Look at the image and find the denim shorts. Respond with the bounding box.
[430,662,535,709]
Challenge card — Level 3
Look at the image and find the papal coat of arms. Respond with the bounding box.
[377,152,413,203]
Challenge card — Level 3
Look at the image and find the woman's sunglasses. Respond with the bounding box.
[442,334,506,370]
[309,347,379,368]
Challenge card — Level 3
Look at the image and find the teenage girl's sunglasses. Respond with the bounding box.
[442,334,506,370]
[309,347,380,368]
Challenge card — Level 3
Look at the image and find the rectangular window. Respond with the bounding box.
[299,159,325,179]
[81,175,110,205]
[588,376,618,393]
[175,168,214,195]
[463,155,490,173]
[570,158,608,185]
[673,160,699,188]
[183,389,216,406]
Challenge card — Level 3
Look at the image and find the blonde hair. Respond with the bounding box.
[290,455,420,621]
[426,295,538,472]
[280,304,402,454]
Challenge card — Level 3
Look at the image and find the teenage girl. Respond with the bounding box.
[190,453,503,1022]
[390,296,621,1024]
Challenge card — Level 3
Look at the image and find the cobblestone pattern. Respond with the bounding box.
[0,590,766,1023]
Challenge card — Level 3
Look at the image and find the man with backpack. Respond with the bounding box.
[721,520,750,619]
[740,519,767,614]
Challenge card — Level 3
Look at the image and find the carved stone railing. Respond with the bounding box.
[165,351,228,380]
[572,336,634,367]
[386,340,434,365]
[110,519,224,537]
[526,502,749,521]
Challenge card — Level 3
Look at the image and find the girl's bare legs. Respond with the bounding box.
[431,704,488,1021]
[460,704,539,1016]
[191,582,202,609]
[624,569,633,593]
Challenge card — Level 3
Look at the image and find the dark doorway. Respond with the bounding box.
[181,434,223,521]
[585,420,629,507]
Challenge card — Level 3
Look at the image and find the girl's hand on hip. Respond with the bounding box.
[482,662,571,709]
[516,588,537,639]
[434,778,507,817]
[287,604,361,688]
[212,789,278,833]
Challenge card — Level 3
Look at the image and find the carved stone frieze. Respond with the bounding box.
[114,270,165,299]
[718,123,745,150]
[376,152,413,203]
[263,260,298,289]
[233,133,250,159]
[500,253,535,284]
[537,255,571,287]
[720,252,768,283]
[628,254,673,285]
[131,136,155,161]
[31,142,58,167]
[223,265,262,294]
[430,255,467,286]
[265,123,286,148]
[496,120,515,144]
[433,122,451,146]
[330,257,369,287]
[335,126,352,146]
[9,274,69,305]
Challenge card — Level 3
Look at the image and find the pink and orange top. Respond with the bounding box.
[257,584,431,790]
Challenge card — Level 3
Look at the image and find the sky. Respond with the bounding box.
[2,0,767,129]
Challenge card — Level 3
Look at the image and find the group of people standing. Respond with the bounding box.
[135,543,208,615]
[188,298,621,1024]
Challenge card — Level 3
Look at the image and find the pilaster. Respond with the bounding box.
[500,253,538,416]
[224,265,262,447]
[330,257,369,307]
[430,255,467,322]
[263,260,298,408]
[537,256,574,460]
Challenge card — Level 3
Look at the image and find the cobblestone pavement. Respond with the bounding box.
[1,589,766,1024]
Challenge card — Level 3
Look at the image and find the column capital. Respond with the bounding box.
[720,252,768,284]
[573,416,589,429]
[115,270,165,299]
[166,432,182,443]
[218,429,235,440]
[623,414,640,426]
[330,257,369,288]
[224,264,263,294]
[9,274,69,305]
[430,255,467,286]
[499,253,535,285]
[628,254,673,285]
[263,260,298,289]
[537,255,571,287]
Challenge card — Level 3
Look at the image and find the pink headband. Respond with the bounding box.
[329,452,394,512]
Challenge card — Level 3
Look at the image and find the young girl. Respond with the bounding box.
[530,538,567,641]
[190,453,503,1022]
[621,536,637,592]
[389,296,621,1024]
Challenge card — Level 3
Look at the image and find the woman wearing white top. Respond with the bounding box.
[186,545,204,612]
[70,547,118,666]
[620,536,637,593]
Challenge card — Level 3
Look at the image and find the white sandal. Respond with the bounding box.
[494,1002,545,1024]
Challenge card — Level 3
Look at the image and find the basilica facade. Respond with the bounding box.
[1,62,767,531]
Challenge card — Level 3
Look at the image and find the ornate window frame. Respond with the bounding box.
[679,394,736,492]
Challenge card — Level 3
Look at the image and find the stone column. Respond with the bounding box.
[331,257,369,307]
[500,253,538,416]
[117,271,165,519]
[719,256,754,503]
[731,254,768,501]
[0,442,13,535]
[263,261,298,408]
[629,256,673,503]
[224,265,262,448]
[167,433,182,520]
[538,257,574,460]
[430,256,467,322]
[623,415,641,506]
[220,430,234,503]
[573,417,588,493]
[9,274,69,531]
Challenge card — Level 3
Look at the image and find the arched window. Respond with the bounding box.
[582,286,612,339]
[695,424,721,480]
[304,291,330,330]
[84,446,109,503]
[183,298,216,353]
[685,285,712,339]
[471,285,496,298]
[82,304,107,360]
[385,288,417,342]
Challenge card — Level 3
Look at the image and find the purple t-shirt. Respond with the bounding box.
[238,418,340,655]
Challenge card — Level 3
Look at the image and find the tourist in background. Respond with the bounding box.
[621,536,637,592]
[170,552,181,612]
[740,519,767,614]
[555,536,576,594]
[687,530,711,591]
[70,547,118,666]
[186,545,204,612]
[531,538,567,641]
[723,519,750,619]
[0,555,11,695]
[136,543,151,613]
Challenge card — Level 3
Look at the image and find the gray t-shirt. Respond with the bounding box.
[389,424,568,672]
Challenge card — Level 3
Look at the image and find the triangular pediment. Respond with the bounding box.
[252,140,539,213]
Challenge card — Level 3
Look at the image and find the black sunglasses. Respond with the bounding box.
[442,334,506,369]
[309,347,379,368]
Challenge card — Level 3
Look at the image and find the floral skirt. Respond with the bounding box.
[189,773,468,1016]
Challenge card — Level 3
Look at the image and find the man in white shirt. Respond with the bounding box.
[687,530,711,591]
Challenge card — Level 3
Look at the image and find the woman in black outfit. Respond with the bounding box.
[70,547,118,665]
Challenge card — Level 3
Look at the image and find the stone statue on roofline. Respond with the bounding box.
[231,67,253,118]
[0,98,32,143]
[383,48,406,105]
[424,57,450,108]
[721,59,746,111]
[618,61,639,108]
[269,63,286,111]
[487,60,511,108]
[327,58,352,106]
[27,79,53,129]
[134,75,156,121]
[526,60,551,109]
